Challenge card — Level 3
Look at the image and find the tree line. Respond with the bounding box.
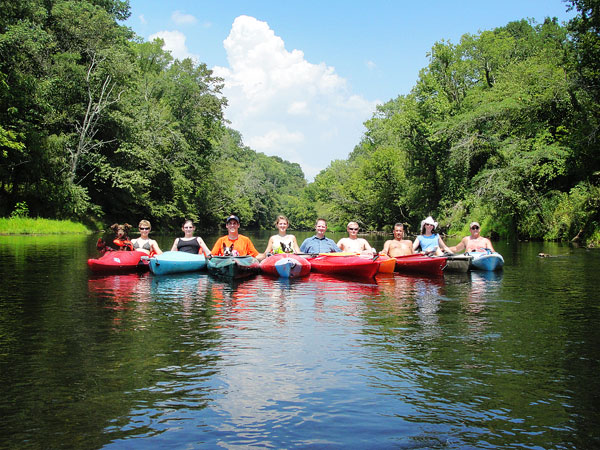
[1,0,599,243]
[0,0,309,231]
[312,1,600,243]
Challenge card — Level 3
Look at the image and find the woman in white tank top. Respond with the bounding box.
[264,215,301,254]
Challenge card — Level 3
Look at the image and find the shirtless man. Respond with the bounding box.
[337,222,376,255]
[449,221,495,253]
[380,223,413,257]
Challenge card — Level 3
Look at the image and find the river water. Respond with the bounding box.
[0,231,599,449]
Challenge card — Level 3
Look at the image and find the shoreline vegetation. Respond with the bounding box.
[0,218,91,235]
[1,217,597,248]
[1,1,599,246]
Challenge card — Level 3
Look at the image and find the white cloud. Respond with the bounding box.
[171,10,197,25]
[139,14,147,25]
[287,101,309,115]
[149,30,198,61]
[213,15,377,180]
[366,60,377,70]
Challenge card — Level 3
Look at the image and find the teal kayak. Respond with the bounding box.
[468,251,504,271]
[207,256,260,279]
[148,251,206,275]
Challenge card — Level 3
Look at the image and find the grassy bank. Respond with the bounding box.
[0,218,91,234]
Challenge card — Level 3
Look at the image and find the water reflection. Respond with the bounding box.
[1,235,599,448]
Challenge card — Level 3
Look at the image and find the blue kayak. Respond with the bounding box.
[468,251,504,271]
[148,251,206,275]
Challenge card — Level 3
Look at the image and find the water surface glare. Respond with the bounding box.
[0,235,599,449]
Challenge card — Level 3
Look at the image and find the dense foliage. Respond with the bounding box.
[1,0,599,243]
[312,3,600,243]
[0,0,305,230]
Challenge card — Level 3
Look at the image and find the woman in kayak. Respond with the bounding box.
[131,219,163,256]
[264,215,301,255]
[170,219,213,256]
[413,216,453,256]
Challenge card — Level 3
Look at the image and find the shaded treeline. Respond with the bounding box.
[1,0,599,242]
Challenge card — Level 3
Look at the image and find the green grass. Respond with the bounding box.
[0,217,91,234]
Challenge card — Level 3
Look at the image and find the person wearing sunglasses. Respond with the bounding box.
[412,216,453,256]
[170,219,212,257]
[337,221,376,255]
[131,219,163,256]
[448,221,495,253]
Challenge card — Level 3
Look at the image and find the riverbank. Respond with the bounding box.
[0,218,91,235]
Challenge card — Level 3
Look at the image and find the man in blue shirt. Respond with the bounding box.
[299,218,341,254]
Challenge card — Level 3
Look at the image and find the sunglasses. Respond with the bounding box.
[471,226,480,230]
[139,227,150,230]
[348,227,359,231]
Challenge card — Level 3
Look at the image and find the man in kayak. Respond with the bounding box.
[449,221,496,253]
[299,218,341,254]
[380,223,414,257]
[211,215,265,260]
[337,222,376,254]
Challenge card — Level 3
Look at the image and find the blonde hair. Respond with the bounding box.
[139,219,151,230]
[274,215,289,227]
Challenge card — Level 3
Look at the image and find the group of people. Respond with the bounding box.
[99,214,495,260]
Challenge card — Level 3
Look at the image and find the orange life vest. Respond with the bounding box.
[113,238,134,251]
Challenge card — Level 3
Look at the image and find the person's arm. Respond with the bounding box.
[264,236,274,254]
[197,237,212,258]
[151,240,163,255]
[413,237,421,252]
[437,236,452,254]
[381,240,391,256]
[329,239,341,252]
[448,237,466,254]
[171,238,179,252]
[337,238,346,251]
[211,238,223,256]
[485,238,495,252]
[299,238,309,253]
[244,236,260,258]
[291,236,301,253]
[362,239,375,255]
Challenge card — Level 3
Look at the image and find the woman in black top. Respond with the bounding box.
[170,220,212,256]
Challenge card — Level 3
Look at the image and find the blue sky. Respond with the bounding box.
[124,1,575,179]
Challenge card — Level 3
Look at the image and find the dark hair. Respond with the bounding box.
[183,219,194,227]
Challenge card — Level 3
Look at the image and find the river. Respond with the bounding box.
[0,231,598,449]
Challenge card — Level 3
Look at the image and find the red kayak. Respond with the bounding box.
[394,254,447,276]
[87,251,150,273]
[260,254,311,278]
[309,254,379,279]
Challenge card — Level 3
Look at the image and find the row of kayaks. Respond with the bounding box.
[87,250,503,279]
